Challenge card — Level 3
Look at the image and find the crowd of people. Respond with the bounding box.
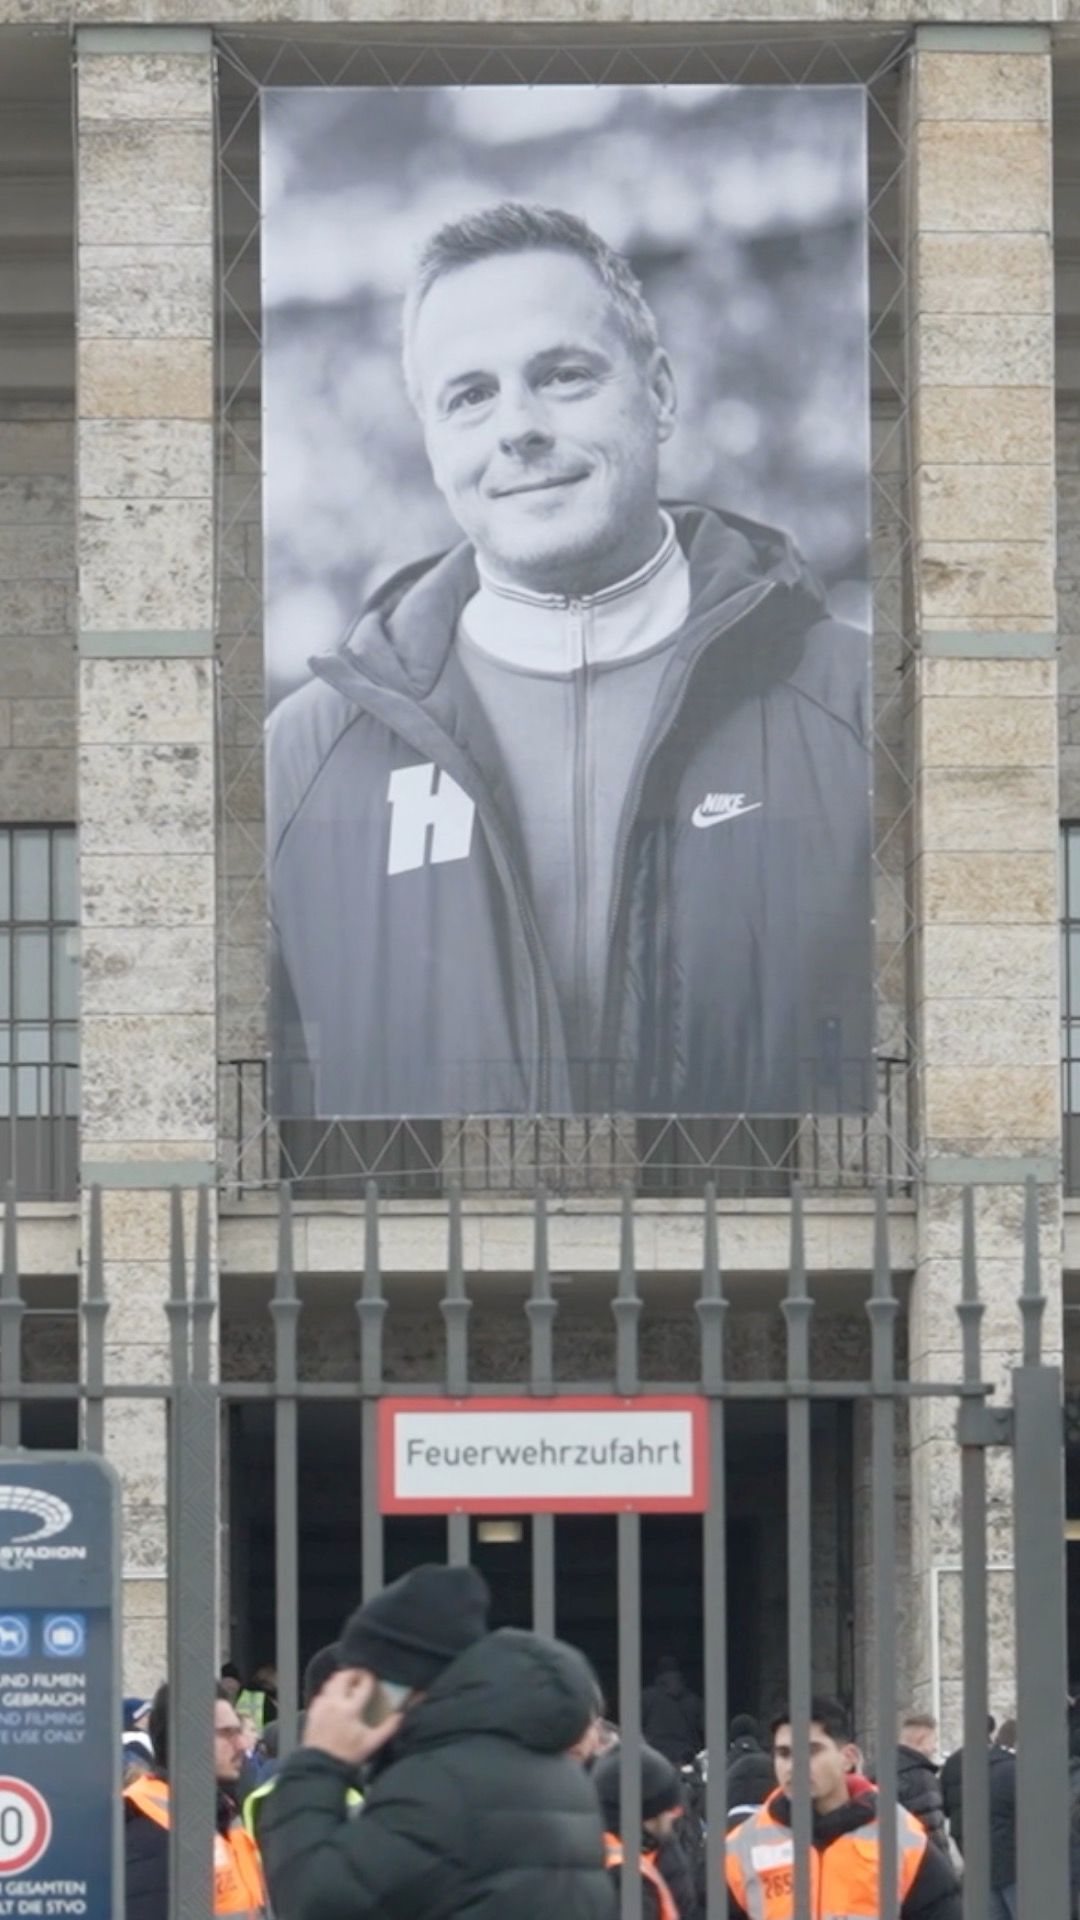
[118,1572,1056,1919]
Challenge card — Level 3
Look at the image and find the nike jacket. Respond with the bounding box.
[267,502,873,1117]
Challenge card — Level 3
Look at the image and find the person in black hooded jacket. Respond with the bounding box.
[725,1714,776,1820]
[893,1713,951,1857]
[267,201,873,1123]
[260,1563,613,1920]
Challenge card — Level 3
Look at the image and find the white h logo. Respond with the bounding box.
[387,763,476,876]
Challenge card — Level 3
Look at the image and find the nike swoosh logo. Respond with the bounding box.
[691,800,763,828]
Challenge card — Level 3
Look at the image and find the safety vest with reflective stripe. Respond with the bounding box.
[604,1833,680,1920]
[243,1773,363,1845]
[124,1774,267,1917]
[725,1792,926,1920]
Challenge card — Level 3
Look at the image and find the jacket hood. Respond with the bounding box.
[312,502,830,710]
[392,1627,596,1758]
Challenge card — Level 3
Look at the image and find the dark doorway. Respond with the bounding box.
[228,1398,847,1726]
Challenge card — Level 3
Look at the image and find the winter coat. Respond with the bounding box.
[640,1674,704,1766]
[894,1744,951,1855]
[260,1627,614,1920]
[726,1736,776,1815]
[267,503,873,1119]
[940,1743,1016,1890]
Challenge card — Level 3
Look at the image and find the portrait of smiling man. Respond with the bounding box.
[266,193,874,1119]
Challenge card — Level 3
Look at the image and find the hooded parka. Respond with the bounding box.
[267,504,872,1118]
[260,1627,613,1920]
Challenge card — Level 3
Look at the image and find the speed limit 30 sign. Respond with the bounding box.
[0,1776,52,1875]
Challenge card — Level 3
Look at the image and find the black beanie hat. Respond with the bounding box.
[594,1744,683,1825]
[338,1564,490,1691]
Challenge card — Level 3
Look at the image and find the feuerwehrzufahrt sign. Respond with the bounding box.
[379,1396,708,1514]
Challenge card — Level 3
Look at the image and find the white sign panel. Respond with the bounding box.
[379,1396,707,1513]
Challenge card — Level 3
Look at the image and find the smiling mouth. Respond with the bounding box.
[489,472,589,499]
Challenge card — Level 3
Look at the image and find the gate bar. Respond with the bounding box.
[958,1187,990,1920]
[443,1185,470,1566]
[168,1189,217,1920]
[783,1187,813,1920]
[358,1180,386,1599]
[272,1182,301,1758]
[698,1183,729,1919]
[1014,1178,1070,1918]
[615,1188,642,1920]
[869,1183,898,1920]
[529,1187,556,1638]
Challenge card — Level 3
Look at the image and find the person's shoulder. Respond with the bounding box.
[266,665,385,851]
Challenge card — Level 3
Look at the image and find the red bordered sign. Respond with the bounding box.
[379,1395,708,1515]
[0,1775,52,1876]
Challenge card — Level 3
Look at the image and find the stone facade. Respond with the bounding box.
[0,17,1074,1732]
[906,28,1062,1736]
[74,27,219,1679]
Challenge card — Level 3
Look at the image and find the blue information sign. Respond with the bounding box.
[0,1455,120,1919]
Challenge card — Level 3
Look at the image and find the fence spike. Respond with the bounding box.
[957,1185,984,1386]
[166,1185,189,1387]
[441,1183,470,1397]
[0,1180,24,1450]
[358,1180,386,1395]
[1019,1174,1044,1367]
[191,1185,215,1385]
[271,1184,300,1384]
[782,1184,813,1382]
[695,1181,727,1395]
[613,1182,641,1396]
[83,1185,108,1454]
[526,1186,556,1396]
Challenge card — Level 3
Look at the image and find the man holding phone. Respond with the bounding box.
[260,1562,613,1920]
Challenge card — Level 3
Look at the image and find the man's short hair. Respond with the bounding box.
[900,1711,938,1736]
[148,1681,232,1771]
[402,200,661,405]
[771,1696,852,1746]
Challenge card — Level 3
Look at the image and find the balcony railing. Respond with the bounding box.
[1,1062,79,1202]
[221,1055,913,1200]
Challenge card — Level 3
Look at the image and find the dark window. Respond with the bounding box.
[0,826,79,1198]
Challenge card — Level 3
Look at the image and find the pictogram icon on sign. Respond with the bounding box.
[0,1776,52,1875]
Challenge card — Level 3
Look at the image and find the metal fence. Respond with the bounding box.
[0,1174,1071,1919]
[221,1054,914,1199]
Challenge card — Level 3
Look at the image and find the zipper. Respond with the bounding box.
[570,598,588,1076]
[598,578,779,1071]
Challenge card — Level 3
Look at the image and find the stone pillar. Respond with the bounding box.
[75,26,217,1691]
[906,26,1060,1747]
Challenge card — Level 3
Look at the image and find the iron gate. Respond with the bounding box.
[0,1178,1071,1919]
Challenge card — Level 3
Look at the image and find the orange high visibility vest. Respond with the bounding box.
[725,1792,927,1920]
[124,1774,267,1917]
[604,1831,680,1920]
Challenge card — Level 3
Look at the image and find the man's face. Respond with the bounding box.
[773,1723,854,1810]
[412,249,676,598]
[901,1722,937,1761]
[213,1699,247,1784]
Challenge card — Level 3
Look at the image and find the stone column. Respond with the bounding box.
[906,26,1061,1745]
[75,26,217,1691]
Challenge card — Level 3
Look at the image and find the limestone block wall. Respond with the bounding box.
[0,410,76,820]
[75,25,219,1692]
[906,27,1062,1746]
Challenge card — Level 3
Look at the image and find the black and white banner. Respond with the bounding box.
[261,84,873,1118]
